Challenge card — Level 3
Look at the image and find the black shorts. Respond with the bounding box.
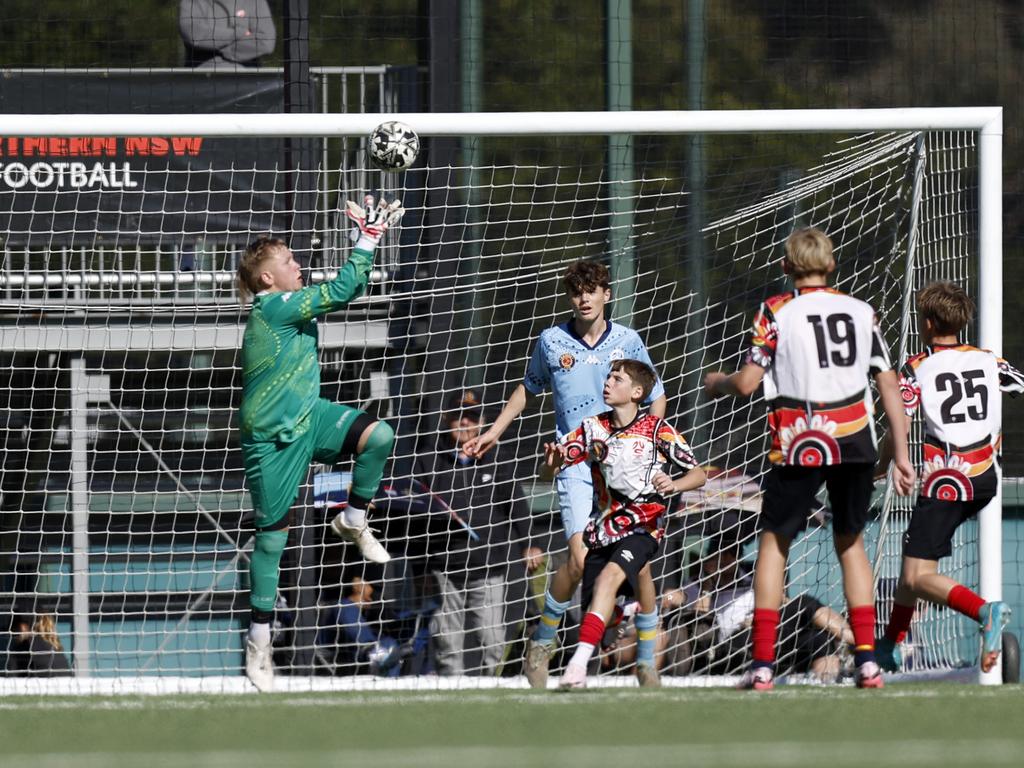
[761,463,875,540]
[903,495,992,561]
[580,534,659,610]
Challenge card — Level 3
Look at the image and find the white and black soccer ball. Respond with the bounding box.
[367,120,420,171]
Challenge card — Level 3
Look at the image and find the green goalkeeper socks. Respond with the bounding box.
[249,529,288,614]
[349,420,394,509]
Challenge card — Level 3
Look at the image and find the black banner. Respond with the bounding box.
[0,73,297,247]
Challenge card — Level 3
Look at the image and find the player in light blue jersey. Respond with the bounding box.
[465,260,666,688]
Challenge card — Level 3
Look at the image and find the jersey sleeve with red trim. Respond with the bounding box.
[868,315,892,376]
[558,422,590,468]
[743,300,779,369]
[898,354,925,415]
[655,420,699,472]
[998,358,1024,397]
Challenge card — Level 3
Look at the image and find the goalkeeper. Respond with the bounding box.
[235,195,403,692]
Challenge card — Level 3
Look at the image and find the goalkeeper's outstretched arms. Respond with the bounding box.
[235,194,404,323]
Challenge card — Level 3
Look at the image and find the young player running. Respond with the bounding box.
[235,195,403,691]
[464,260,667,687]
[542,360,705,688]
[875,281,1023,673]
[704,226,915,690]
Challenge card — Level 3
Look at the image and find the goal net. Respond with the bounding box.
[0,110,1004,692]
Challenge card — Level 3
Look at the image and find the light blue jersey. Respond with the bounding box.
[524,320,665,438]
[523,319,666,537]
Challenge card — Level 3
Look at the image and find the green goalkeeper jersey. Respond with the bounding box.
[239,246,373,443]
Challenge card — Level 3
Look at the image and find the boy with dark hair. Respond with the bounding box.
[465,260,668,688]
[704,226,916,690]
[543,359,706,688]
[876,281,1024,673]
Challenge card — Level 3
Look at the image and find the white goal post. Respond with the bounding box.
[0,107,1005,693]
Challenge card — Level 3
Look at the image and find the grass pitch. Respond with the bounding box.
[2,684,1022,768]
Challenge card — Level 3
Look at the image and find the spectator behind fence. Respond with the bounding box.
[661,535,852,682]
[414,390,540,676]
[7,613,72,677]
[318,576,404,677]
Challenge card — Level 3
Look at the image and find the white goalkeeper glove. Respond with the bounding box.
[345,194,405,251]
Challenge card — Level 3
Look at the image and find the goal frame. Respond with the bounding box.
[0,107,1004,687]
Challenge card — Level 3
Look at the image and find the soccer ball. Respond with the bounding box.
[367,120,420,171]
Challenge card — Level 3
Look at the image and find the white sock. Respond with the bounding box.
[569,642,596,669]
[343,505,367,529]
[248,622,271,647]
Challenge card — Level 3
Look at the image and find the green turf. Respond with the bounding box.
[2,684,1023,768]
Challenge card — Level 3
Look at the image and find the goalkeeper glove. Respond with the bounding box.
[346,194,405,251]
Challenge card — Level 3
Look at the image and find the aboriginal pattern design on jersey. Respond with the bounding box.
[744,287,889,466]
[899,345,1024,501]
[767,391,873,466]
[558,412,698,548]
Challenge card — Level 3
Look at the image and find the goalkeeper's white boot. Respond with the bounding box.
[330,514,391,564]
[245,637,274,693]
[523,640,554,689]
[558,662,587,690]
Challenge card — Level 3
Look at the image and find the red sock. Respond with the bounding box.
[849,605,876,652]
[578,611,607,647]
[752,608,779,664]
[947,585,985,621]
[885,602,915,643]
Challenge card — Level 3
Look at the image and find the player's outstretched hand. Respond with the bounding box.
[345,194,405,247]
[892,458,916,496]
[703,371,729,398]
[651,471,676,496]
[463,429,497,458]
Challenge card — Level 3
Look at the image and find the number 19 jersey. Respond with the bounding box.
[745,286,891,466]
[899,345,1024,500]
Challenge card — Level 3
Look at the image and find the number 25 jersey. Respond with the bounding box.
[745,286,891,466]
[899,345,1024,500]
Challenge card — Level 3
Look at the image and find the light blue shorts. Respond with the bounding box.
[556,461,594,539]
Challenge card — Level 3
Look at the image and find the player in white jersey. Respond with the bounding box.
[704,227,915,690]
[464,260,666,688]
[542,359,705,689]
[875,281,1024,674]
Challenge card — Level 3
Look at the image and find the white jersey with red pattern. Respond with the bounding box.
[558,411,699,548]
[899,344,1024,500]
[744,286,890,466]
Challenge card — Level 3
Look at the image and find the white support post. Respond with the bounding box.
[69,358,110,678]
[977,112,1004,685]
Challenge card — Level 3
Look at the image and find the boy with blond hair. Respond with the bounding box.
[876,281,1023,673]
[235,195,403,691]
[705,226,915,690]
[543,359,705,688]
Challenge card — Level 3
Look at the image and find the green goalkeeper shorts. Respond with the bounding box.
[241,399,365,529]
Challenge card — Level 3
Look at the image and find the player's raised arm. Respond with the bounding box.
[705,298,775,399]
[261,195,404,325]
[464,383,531,457]
[704,364,765,399]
